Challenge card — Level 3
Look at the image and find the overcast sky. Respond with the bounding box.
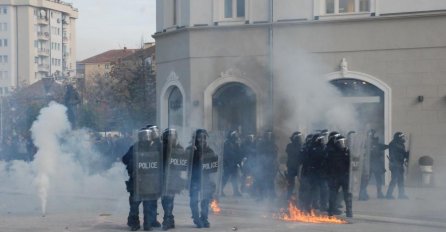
[65,0,156,61]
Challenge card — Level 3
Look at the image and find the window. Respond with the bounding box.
[359,0,369,12]
[224,0,245,19]
[324,0,369,14]
[3,55,7,63]
[2,8,7,15]
[173,0,177,25]
[3,23,6,31]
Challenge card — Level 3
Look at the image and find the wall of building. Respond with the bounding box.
[379,0,446,14]
[272,15,446,185]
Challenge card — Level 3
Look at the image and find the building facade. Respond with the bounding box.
[154,0,446,185]
[0,0,78,96]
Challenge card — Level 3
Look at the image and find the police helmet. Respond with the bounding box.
[334,135,347,150]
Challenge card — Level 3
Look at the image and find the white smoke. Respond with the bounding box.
[0,101,127,215]
[274,49,359,137]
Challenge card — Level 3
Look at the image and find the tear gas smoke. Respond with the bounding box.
[0,101,127,215]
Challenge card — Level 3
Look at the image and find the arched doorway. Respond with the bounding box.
[212,83,256,135]
[168,87,183,128]
[330,78,385,139]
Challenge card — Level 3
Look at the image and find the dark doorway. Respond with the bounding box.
[212,83,256,135]
[168,87,183,130]
[330,78,385,141]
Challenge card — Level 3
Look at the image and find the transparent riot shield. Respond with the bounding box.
[133,140,163,201]
[363,133,373,180]
[347,131,364,195]
[200,149,219,200]
[163,142,192,197]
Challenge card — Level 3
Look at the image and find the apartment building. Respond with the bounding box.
[0,0,78,96]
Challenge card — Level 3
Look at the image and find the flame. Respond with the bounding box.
[210,199,221,214]
[274,202,347,224]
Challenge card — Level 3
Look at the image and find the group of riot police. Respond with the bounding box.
[285,131,353,217]
[220,130,279,201]
[285,129,410,218]
[122,124,410,230]
[122,125,218,231]
[358,131,410,200]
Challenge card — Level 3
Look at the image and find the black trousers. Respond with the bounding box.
[328,175,352,216]
[190,183,210,220]
[128,193,158,227]
[386,167,405,197]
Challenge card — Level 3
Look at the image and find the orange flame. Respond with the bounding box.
[274,202,347,224]
[210,199,221,214]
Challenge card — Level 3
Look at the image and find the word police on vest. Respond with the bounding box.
[138,162,158,169]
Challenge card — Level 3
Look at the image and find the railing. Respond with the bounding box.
[37,48,50,56]
[37,64,49,72]
[37,32,50,40]
[37,17,49,25]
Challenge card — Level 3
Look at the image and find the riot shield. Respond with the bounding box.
[163,142,192,197]
[363,133,373,179]
[347,131,364,195]
[200,149,219,200]
[133,140,163,201]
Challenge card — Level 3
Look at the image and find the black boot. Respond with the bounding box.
[128,216,141,231]
[345,193,353,218]
[162,217,175,231]
[201,217,210,228]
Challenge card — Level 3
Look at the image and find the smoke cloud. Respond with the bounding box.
[0,101,127,215]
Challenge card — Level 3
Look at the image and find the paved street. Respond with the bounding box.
[0,185,445,232]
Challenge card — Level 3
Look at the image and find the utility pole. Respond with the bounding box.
[268,0,274,130]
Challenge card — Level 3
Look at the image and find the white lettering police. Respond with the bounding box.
[170,158,188,166]
[138,162,158,169]
[202,161,218,170]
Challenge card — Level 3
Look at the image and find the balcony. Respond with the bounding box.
[37,17,49,25]
[37,32,50,40]
[62,36,69,43]
[37,48,50,56]
[37,64,49,72]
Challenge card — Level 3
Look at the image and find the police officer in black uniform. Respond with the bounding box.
[386,132,409,199]
[256,131,278,200]
[300,134,326,211]
[240,134,257,195]
[327,135,353,218]
[161,128,185,230]
[122,125,162,231]
[187,129,217,228]
[359,129,389,200]
[221,130,243,197]
[285,131,303,201]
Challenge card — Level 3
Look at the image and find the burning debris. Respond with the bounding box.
[275,202,347,224]
[210,199,222,215]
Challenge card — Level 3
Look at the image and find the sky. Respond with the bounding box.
[65,0,156,61]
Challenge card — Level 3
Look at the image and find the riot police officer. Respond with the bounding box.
[187,129,218,228]
[122,125,162,231]
[285,131,303,201]
[221,130,243,197]
[359,129,389,200]
[240,134,257,195]
[300,134,327,212]
[327,135,353,218]
[386,132,409,199]
[161,128,188,230]
[256,131,278,200]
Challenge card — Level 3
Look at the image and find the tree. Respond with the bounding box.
[82,49,157,132]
